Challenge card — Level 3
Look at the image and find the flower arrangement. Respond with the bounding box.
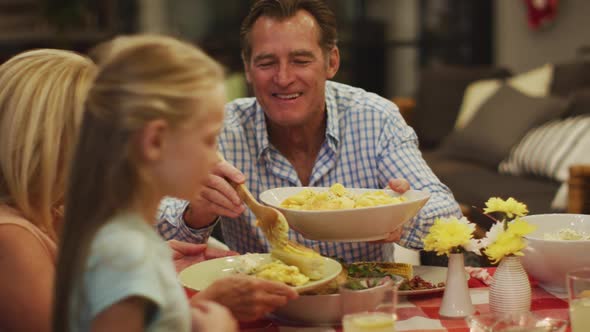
[422,197,536,264]
[423,216,483,256]
[480,197,536,264]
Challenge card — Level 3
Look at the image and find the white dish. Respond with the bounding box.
[259,187,430,242]
[271,265,453,326]
[399,265,449,296]
[178,253,342,293]
[521,213,590,293]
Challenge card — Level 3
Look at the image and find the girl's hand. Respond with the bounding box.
[192,274,298,321]
[168,240,238,272]
[191,300,237,332]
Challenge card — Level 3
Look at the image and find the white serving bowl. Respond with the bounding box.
[272,292,342,325]
[272,276,402,326]
[521,213,590,293]
[259,187,430,242]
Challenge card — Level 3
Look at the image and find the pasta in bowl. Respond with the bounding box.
[259,185,430,242]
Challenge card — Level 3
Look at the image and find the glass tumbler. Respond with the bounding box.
[339,277,401,332]
[567,267,590,332]
[466,312,567,332]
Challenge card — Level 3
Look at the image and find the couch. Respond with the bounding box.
[393,61,590,239]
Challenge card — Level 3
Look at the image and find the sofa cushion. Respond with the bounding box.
[413,64,512,150]
[550,61,590,97]
[499,115,590,181]
[424,151,560,229]
[569,88,590,117]
[438,84,569,168]
[507,63,553,97]
[454,64,554,130]
[455,79,503,130]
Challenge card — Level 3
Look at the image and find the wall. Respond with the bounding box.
[495,0,590,73]
[367,0,419,99]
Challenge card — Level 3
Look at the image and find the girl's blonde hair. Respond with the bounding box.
[0,49,96,240]
[53,35,224,332]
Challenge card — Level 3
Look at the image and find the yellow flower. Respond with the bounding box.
[483,197,529,219]
[485,233,527,264]
[423,217,476,256]
[508,218,536,236]
[484,218,536,264]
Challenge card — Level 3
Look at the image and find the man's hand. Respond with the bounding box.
[370,178,411,244]
[371,226,403,243]
[168,240,238,272]
[192,275,298,322]
[184,158,247,229]
[387,178,410,193]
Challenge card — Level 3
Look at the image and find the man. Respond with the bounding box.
[158,0,461,262]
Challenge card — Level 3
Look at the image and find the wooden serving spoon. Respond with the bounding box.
[216,152,289,247]
[216,152,328,283]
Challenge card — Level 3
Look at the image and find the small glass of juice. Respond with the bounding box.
[567,268,590,332]
[339,276,401,332]
[342,312,395,332]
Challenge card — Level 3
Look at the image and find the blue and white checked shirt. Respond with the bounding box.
[157,81,462,262]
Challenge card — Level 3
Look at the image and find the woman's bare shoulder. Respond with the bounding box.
[0,223,55,332]
[0,223,53,265]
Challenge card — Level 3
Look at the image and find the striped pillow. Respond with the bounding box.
[499,115,590,181]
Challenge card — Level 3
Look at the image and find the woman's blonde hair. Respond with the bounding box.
[53,35,224,332]
[0,49,96,240]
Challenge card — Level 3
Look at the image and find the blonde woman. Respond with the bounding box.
[0,49,96,332]
[53,35,237,332]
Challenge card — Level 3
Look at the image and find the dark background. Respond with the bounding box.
[0,0,493,98]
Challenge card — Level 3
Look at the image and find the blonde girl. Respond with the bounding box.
[0,49,96,332]
[52,35,237,332]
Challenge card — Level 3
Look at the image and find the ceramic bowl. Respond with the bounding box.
[272,276,402,326]
[520,213,590,293]
[259,187,430,242]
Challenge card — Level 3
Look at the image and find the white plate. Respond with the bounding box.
[399,265,466,296]
[178,253,342,293]
[259,187,430,242]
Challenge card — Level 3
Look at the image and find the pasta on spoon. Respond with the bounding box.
[217,152,325,281]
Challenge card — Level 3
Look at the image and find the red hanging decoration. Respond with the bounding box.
[524,0,560,30]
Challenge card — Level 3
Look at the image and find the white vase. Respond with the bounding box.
[489,255,531,314]
[439,252,475,319]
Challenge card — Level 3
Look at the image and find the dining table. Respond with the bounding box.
[235,267,572,332]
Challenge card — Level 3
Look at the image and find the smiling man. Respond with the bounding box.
[158,0,461,263]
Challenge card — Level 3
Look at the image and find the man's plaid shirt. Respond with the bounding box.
[157,81,461,262]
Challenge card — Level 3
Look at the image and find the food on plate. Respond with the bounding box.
[280,183,406,211]
[398,275,444,291]
[346,262,444,292]
[252,261,310,286]
[300,266,349,295]
[271,242,324,280]
[347,261,413,281]
[250,189,325,280]
[299,261,443,295]
[543,228,590,240]
[342,276,392,290]
[255,209,324,280]
[235,254,310,286]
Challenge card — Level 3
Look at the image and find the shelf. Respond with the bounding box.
[0,30,114,43]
